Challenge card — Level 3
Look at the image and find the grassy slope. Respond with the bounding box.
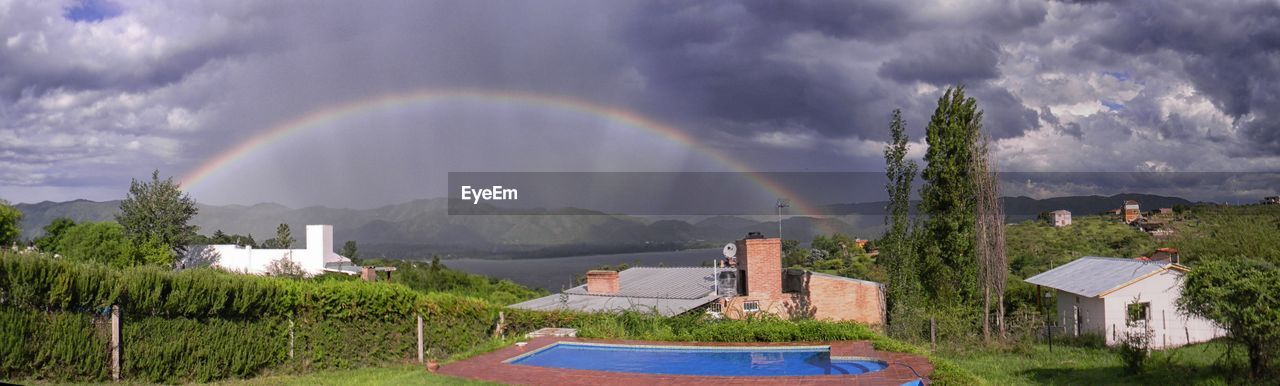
[941,340,1248,385]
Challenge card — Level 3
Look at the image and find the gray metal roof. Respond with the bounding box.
[562,267,729,299]
[509,292,719,316]
[510,267,728,316]
[1025,256,1170,297]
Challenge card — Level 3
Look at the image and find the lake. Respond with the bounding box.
[441,248,723,291]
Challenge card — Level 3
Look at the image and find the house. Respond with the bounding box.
[1025,257,1225,348]
[1158,207,1173,215]
[1264,196,1279,205]
[1050,210,1072,227]
[511,233,887,326]
[181,225,361,277]
[1123,200,1142,223]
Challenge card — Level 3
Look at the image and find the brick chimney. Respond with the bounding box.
[737,234,781,298]
[586,270,619,294]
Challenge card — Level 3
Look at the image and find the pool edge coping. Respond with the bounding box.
[502,341,888,367]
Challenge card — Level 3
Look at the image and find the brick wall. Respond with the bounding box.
[806,274,885,326]
[718,236,885,326]
[738,238,781,298]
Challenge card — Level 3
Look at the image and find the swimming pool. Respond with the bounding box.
[505,342,888,376]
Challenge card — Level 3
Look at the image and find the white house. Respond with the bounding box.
[182,225,360,277]
[1050,210,1072,227]
[1025,256,1226,348]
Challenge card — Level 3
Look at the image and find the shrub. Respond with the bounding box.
[1117,324,1152,374]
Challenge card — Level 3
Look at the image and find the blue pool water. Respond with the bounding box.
[507,343,888,376]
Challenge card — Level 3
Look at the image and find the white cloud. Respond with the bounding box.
[752,131,816,149]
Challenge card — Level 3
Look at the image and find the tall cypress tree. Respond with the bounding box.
[883,108,920,314]
[919,86,983,306]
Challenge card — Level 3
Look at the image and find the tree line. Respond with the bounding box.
[0,170,360,269]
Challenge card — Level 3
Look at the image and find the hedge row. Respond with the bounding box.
[0,253,502,383]
[0,253,485,321]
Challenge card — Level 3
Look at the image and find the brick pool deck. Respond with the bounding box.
[439,337,933,385]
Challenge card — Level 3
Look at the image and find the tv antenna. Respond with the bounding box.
[776,198,790,240]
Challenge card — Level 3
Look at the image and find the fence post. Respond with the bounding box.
[493,311,505,338]
[929,317,936,350]
[288,318,295,360]
[111,305,120,381]
[417,313,424,364]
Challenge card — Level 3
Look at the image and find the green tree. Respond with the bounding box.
[211,229,229,244]
[274,223,294,249]
[56,222,171,268]
[0,200,22,247]
[919,86,982,305]
[116,170,198,261]
[882,108,921,318]
[1178,257,1280,378]
[34,217,77,253]
[341,240,359,262]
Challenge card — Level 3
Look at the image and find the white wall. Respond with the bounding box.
[1101,270,1226,348]
[184,225,348,277]
[1055,290,1106,337]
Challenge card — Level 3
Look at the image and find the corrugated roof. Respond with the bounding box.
[1025,256,1170,297]
[510,267,728,316]
[563,267,729,299]
[509,292,719,316]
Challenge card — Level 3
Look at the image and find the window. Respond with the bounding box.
[1127,302,1150,324]
[743,300,760,313]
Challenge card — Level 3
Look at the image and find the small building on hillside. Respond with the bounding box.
[181,225,360,277]
[511,233,886,326]
[1265,196,1279,205]
[1050,210,1072,227]
[1025,256,1225,348]
[1123,200,1142,223]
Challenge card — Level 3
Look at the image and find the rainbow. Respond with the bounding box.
[180,89,834,232]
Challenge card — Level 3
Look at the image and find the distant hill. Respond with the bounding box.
[12,198,861,259]
[820,193,1197,216]
[12,193,1197,259]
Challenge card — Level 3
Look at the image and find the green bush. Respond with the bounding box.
[0,307,108,381]
[124,316,288,383]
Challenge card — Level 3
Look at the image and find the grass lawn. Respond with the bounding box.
[939,340,1250,385]
[203,365,497,386]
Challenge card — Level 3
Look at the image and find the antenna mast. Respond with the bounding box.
[776,198,790,240]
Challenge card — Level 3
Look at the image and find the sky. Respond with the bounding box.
[1,0,1278,208]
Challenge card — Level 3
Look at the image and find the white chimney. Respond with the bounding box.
[306,225,333,257]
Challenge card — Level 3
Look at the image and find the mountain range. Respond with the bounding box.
[12,193,1196,259]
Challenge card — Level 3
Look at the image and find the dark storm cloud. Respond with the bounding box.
[3,0,1279,206]
[879,35,1001,85]
[618,2,881,137]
